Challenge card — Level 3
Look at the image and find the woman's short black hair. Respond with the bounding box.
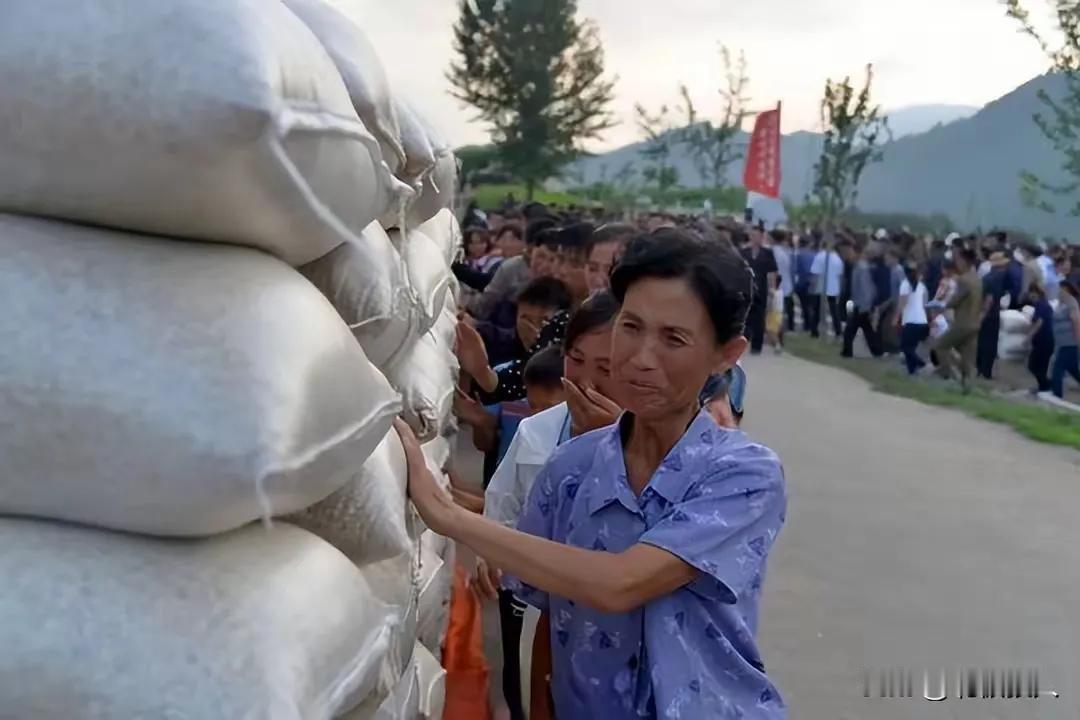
[563,290,620,353]
[610,229,753,344]
[516,277,571,310]
[523,346,565,389]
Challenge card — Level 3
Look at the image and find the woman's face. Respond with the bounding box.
[585,241,620,294]
[611,277,745,422]
[466,232,489,259]
[564,325,618,401]
[497,229,525,259]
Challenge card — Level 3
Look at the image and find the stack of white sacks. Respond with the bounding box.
[0,0,459,718]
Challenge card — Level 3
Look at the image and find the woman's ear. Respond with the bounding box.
[713,335,748,375]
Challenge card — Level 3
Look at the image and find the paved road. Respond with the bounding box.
[744,352,1080,720]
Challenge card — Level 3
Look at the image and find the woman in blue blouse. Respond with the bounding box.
[400,228,787,719]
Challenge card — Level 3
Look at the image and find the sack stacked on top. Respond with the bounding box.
[999,307,1034,361]
[0,0,462,717]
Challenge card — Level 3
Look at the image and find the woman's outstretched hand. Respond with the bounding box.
[454,321,498,392]
[394,419,459,537]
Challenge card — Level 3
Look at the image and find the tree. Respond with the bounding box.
[634,102,681,196]
[681,46,751,191]
[448,0,616,200]
[455,144,507,186]
[1006,0,1080,217]
[809,64,889,223]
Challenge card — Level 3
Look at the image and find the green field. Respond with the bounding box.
[469,184,589,210]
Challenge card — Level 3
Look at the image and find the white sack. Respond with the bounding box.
[1000,309,1032,334]
[282,0,406,174]
[396,100,438,184]
[0,520,400,720]
[301,221,421,369]
[286,431,419,566]
[414,644,448,720]
[999,331,1031,361]
[421,525,452,565]
[343,643,443,720]
[0,215,400,536]
[391,226,452,334]
[422,437,452,486]
[383,313,458,442]
[417,208,463,267]
[408,152,459,229]
[417,540,454,657]
[406,118,458,229]
[0,0,410,266]
[337,550,419,711]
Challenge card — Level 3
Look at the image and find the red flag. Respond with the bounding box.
[743,103,782,198]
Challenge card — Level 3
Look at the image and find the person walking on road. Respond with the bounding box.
[841,242,884,359]
[896,263,929,375]
[741,224,778,355]
[1051,280,1080,399]
[771,231,796,333]
[810,239,844,339]
[976,252,1009,380]
[794,234,818,332]
[934,247,984,392]
[1026,283,1055,394]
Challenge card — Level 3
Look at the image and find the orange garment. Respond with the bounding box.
[442,562,492,720]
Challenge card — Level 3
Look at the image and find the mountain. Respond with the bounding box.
[564,75,1076,236]
[883,104,978,138]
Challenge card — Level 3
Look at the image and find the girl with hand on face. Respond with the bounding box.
[400,229,787,720]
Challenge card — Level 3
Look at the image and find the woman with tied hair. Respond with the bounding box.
[399,228,788,719]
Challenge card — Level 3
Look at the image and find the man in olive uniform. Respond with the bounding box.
[935,247,984,392]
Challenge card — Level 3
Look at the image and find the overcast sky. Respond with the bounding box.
[354,0,1053,150]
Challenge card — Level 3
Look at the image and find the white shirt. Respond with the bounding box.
[1037,255,1055,286]
[483,403,570,528]
[772,245,794,296]
[899,279,928,325]
[811,250,844,297]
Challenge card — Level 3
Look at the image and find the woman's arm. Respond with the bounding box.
[1071,305,1080,341]
[451,261,494,292]
[396,420,695,614]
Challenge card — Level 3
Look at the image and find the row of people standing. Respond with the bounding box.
[440,208,787,719]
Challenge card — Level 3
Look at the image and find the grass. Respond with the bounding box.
[785,334,1080,451]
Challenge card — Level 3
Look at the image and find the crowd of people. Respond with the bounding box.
[413,200,1078,719]
[416,201,779,719]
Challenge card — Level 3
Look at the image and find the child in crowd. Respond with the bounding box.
[457,276,571,405]
[927,305,950,370]
[479,346,566,472]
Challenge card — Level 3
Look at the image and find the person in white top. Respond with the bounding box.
[810,243,845,338]
[770,232,795,332]
[896,263,930,375]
